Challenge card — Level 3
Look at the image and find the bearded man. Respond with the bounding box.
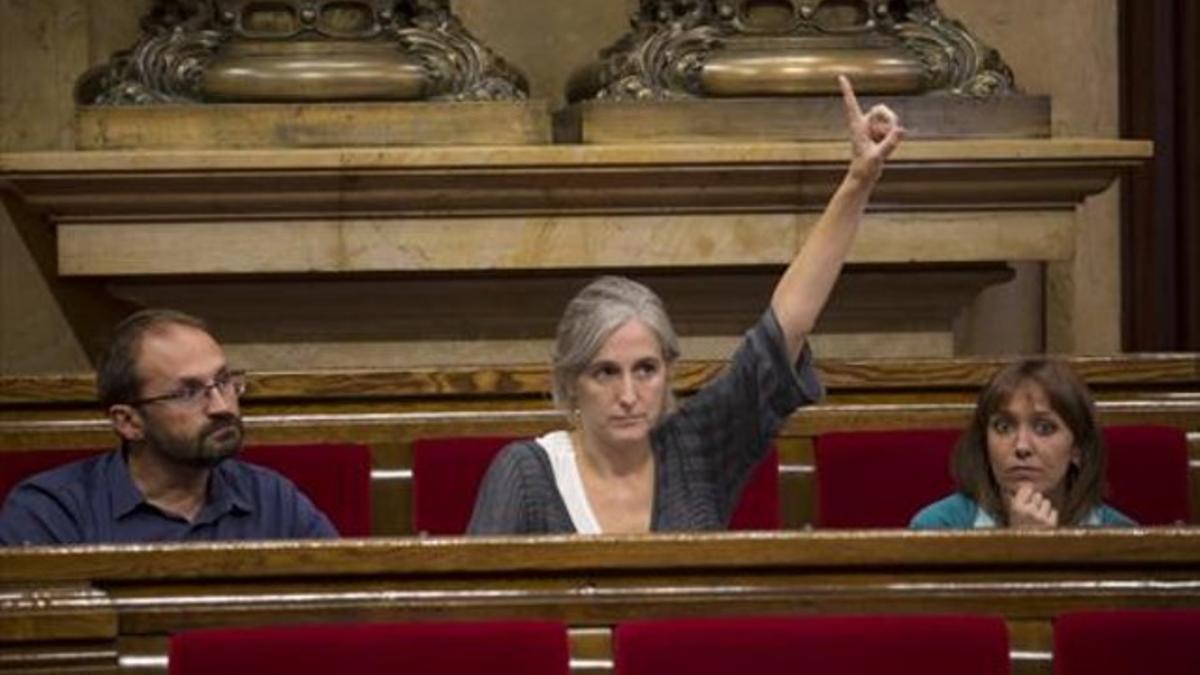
[0,310,336,544]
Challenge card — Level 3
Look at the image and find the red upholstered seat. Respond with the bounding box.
[240,443,373,537]
[730,445,782,530]
[1054,609,1200,675]
[0,449,100,506]
[411,436,781,534]
[614,615,1010,675]
[0,443,372,536]
[814,425,1192,528]
[813,429,961,528]
[411,436,515,535]
[169,620,570,675]
[1102,425,1191,525]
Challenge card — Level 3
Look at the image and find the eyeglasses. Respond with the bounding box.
[130,370,248,408]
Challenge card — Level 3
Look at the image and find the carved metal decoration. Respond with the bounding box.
[395,2,528,102]
[893,0,1014,98]
[567,0,1016,102]
[76,0,527,104]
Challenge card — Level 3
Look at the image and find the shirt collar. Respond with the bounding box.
[973,506,996,528]
[974,503,1104,528]
[109,449,254,522]
[108,449,146,519]
[195,459,254,524]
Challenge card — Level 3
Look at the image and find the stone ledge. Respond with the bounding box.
[76,101,554,150]
[558,95,1050,144]
[0,139,1152,222]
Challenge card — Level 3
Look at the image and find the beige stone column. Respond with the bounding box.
[943,0,1122,354]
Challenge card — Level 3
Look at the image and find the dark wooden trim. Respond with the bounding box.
[1180,1,1200,348]
[1120,0,1200,350]
[2,354,1197,405]
[1,533,1196,675]
[1,530,1197,582]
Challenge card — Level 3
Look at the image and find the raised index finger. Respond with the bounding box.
[838,74,863,125]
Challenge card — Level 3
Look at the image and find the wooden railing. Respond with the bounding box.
[2,355,1198,535]
[1,530,1198,675]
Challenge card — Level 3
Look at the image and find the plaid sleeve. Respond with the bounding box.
[654,308,823,523]
[466,441,577,535]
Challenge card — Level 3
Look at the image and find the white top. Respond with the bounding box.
[534,431,601,534]
[973,505,1104,528]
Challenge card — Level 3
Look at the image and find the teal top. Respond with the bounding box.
[909,492,1136,529]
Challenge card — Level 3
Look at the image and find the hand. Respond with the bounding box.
[1006,482,1059,529]
[839,74,904,182]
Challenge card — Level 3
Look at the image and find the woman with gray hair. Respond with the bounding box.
[468,76,904,534]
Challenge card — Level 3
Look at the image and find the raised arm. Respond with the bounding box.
[770,75,904,362]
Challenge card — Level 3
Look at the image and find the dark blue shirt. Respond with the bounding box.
[0,450,338,545]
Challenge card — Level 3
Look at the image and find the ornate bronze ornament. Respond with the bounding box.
[76,0,527,104]
[568,0,1016,101]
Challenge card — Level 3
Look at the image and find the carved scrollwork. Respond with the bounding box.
[76,1,224,104]
[572,1,722,101]
[78,28,228,105]
[591,23,722,101]
[394,4,528,101]
[892,0,1015,97]
[76,0,527,104]
[570,0,1018,101]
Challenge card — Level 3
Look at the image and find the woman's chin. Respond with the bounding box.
[1000,479,1055,498]
[601,425,651,448]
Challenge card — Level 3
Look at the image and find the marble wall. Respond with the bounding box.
[0,0,1122,374]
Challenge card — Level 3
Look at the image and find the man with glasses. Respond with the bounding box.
[0,309,337,545]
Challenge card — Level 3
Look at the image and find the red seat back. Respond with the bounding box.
[614,615,1010,675]
[1054,609,1200,675]
[729,446,781,530]
[412,436,780,534]
[0,449,101,505]
[814,429,961,528]
[412,436,515,535]
[0,443,372,536]
[814,425,1192,528]
[241,443,373,537]
[169,620,570,675]
[1102,425,1191,525]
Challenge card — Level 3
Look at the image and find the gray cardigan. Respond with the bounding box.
[467,309,823,534]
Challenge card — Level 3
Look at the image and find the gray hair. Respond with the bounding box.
[551,276,681,412]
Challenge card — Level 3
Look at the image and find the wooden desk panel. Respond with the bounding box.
[1,531,1198,674]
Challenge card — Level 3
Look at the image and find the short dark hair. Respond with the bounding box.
[96,309,210,408]
[952,358,1107,526]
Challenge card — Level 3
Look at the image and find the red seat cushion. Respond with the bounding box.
[729,446,782,530]
[241,443,372,537]
[169,620,570,675]
[1102,425,1191,525]
[814,429,961,528]
[615,615,1010,675]
[814,425,1192,528]
[412,436,781,534]
[0,444,372,537]
[1054,609,1200,675]
[0,449,101,505]
[412,436,516,535]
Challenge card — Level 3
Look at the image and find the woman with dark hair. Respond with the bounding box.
[467,76,904,534]
[910,358,1135,529]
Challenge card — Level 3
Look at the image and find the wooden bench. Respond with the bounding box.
[2,355,1198,534]
[1,531,1198,675]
